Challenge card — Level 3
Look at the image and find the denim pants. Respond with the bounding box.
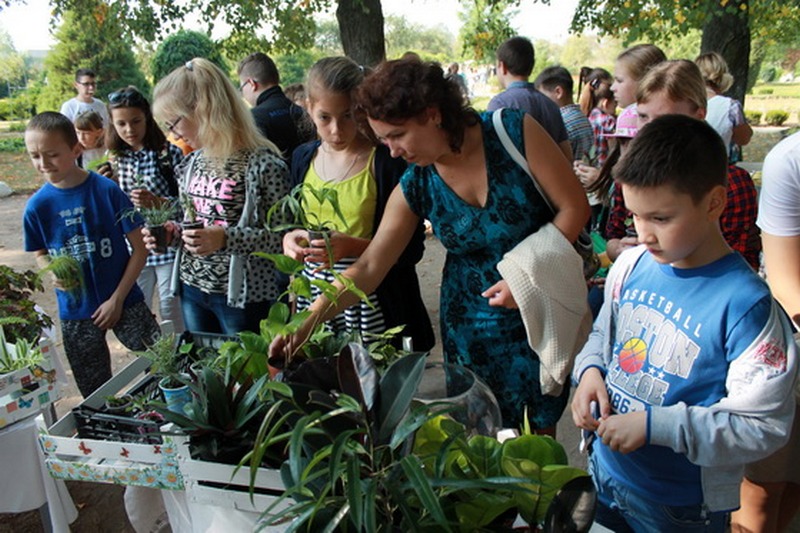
[180,283,271,335]
[589,452,729,532]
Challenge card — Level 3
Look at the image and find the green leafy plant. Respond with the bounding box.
[0,265,53,344]
[86,153,110,172]
[266,182,347,234]
[119,199,179,226]
[0,325,44,374]
[135,333,191,388]
[180,193,197,223]
[37,254,84,294]
[765,109,790,126]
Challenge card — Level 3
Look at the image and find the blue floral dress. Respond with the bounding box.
[400,109,570,429]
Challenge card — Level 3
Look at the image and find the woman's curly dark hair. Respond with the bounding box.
[356,58,478,154]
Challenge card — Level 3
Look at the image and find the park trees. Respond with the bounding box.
[37,1,148,112]
[151,30,229,83]
[570,0,800,103]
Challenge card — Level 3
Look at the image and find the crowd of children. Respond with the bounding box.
[18,38,799,530]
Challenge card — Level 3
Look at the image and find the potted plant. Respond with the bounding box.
[120,199,179,254]
[266,182,348,265]
[103,394,134,415]
[180,193,203,231]
[37,254,84,296]
[135,334,193,414]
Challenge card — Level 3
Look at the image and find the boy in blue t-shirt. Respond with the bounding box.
[23,111,159,397]
[572,114,797,531]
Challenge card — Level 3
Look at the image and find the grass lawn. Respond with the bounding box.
[0,132,38,194]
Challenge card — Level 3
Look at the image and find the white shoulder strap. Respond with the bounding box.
[491,109,554,214]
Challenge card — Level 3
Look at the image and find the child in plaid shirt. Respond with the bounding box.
[107,86,185,331]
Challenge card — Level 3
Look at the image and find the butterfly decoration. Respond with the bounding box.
[18,397,33,409]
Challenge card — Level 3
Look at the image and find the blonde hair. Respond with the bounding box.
[637,60,707,112]
[152,57,278,159]
[617,44,667,83]
[695,51,734,94]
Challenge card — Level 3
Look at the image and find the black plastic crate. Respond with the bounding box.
[71,331,235,444]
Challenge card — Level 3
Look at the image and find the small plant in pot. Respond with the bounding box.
[266,182,348,267]
[180,193,203,231]
[104,394,134,415]
[0,265,53,345]
[119,199,179,254]
[134,334,193,415]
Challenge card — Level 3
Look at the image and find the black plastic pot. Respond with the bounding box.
[147,224,168,254]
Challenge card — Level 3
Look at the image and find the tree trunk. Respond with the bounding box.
[336,0,386,67]
[700,2,750,106]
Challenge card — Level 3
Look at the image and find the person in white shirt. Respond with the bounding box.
[59,68,109,126]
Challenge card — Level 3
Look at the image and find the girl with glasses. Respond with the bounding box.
[146,58,290,335]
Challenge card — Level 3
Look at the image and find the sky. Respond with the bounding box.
[1,0,580,52]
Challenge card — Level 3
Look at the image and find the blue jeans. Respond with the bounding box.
[180,283,271,335]
[589,453,729,532]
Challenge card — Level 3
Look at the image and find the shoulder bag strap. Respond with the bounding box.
[491,108,555,215]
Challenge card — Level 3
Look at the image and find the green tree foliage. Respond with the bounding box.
[458,0,517,61]
[151,30,229,83]
[0,28,25,98]
[385,15,456,62]
[274,49,318,85]
[37,2,148,113]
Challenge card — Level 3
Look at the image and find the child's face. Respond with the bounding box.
[74,76,97,102]
[623,183,723,269]
[111,107,147,151]
[76,127,103,150]
[611,62,637,109]
[636,91,705,127]
[25,129,81,187]
[308,88,359,151]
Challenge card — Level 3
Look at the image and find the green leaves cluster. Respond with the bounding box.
[0,324,44,374]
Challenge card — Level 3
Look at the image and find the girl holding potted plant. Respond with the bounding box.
[283,56,434,350]
[107,86,185,333]
[272,58,590,434]
[146,58,290,335]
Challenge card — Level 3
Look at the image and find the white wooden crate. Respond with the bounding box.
[0,337,60,429]
[38,356,184,490]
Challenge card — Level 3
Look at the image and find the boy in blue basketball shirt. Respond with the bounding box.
[571,114,797,531]
[23,112,159,397]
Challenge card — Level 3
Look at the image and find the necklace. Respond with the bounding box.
[319,144,360,183]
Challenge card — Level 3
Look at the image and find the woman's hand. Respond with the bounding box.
[482,280,518,309]
[183,225,226,256]
[282,229,310,261]
[573,162,600,189]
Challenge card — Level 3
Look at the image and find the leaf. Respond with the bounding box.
[376,353,427,444]
[345,456,362,530]
[400,455,451,529]
[453,493,516,530]
[252,252,305,276]
[337,342,380,413]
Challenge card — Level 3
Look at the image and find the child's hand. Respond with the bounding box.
[92,296,123,330]
[283,229,310,261]
[481,280,518,309]
[573,162,600,188]
[572,367,611,430]
[143,222,179,253]
[596,411,647,454]
[183,226,226,256]
[130,188,160,209]
[304,231,355,268]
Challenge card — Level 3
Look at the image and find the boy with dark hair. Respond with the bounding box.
[572,114,797,532]
[535,65,594,162]
[237,52,313,159]
[23,111,159,397]
[487,36,571,160]
[59,68,109,126]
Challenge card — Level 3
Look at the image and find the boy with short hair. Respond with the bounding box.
[23,111,159,397]
[572,114,797,531]
[59,68,109,126]
[486,36,572,160]
[534,65,594,162]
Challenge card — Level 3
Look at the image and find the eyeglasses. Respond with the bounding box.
[165,116,183,134]
[108,88,147,107]
[239,79,251,91]
[77,81,97,87]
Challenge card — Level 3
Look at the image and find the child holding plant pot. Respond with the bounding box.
[283,57,434,350]
[145,58,290,335]
[107,86,185,333]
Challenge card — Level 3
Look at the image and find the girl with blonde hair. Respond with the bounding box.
[146,58,291,334]
[695,51,752,154]
[611,43,667,109]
